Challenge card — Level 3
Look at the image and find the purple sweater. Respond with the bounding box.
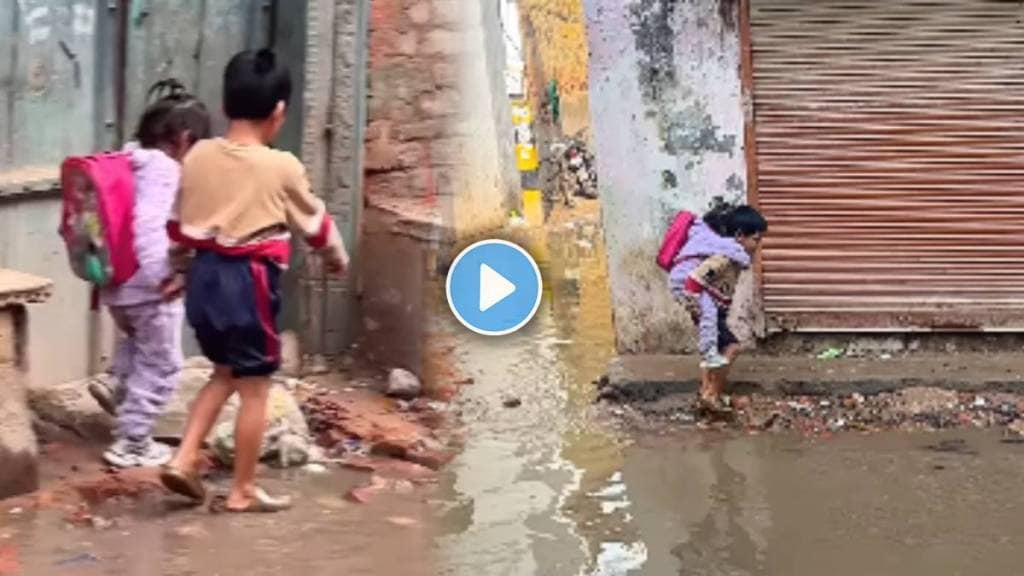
[668,219,751,355]
[101,144,179,307]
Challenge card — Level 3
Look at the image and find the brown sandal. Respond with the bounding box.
[697,396,734,418]
[208,488,293,514]
[159,465,207,502]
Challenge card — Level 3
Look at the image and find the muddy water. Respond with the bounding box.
[436,204,1024,575]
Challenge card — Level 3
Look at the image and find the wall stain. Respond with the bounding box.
[628,0,739,162]
[725,173,744,194]
[662,103,735,156]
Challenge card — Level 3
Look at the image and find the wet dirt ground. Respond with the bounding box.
[2,444,436,575]
[6,201,1024,574]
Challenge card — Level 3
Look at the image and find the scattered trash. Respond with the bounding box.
[502,397,523,409]
[172,523,210,539]
[7,508,22,517]
[55,552,99,568]
[387,516,419,528]
[90,515,114,530]
[879,353,893,360]
[816,347,845,360]
[304,463,328,475]
[613,386,1024,439]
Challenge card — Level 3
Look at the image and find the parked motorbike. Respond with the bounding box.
[545,138,598,208]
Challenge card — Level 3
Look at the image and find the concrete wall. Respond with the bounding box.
[293,0,369,357]
[584,0,749,354]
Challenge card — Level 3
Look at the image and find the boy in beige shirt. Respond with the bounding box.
[159,49,348,513]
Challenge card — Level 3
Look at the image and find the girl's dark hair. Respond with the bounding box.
[134,79,212,149]
[704,203,768,237]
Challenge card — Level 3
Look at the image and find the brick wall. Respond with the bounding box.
[359,0,518,376]
[364,0,517,237]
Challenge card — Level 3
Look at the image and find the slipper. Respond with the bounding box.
[208,488,293,514]
[159,465,207,502]
[697,396,734,418]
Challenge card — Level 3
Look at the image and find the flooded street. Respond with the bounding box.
[435,204,1024,576]
[4,204,1024,575]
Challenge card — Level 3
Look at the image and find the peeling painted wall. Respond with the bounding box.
[585,0,749,354]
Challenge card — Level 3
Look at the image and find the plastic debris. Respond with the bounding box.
[816,348,845,360]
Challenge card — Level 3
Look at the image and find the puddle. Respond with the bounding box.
[435,203,1024,575]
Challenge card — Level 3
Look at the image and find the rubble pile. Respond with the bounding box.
[615,386,1024,439]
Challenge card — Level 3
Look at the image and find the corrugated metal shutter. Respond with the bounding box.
[749,0,1024,331]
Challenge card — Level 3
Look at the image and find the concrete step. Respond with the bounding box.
[601,353,1024,402]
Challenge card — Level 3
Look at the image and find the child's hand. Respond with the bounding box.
[324,248,350,276]
[160,273,187,301]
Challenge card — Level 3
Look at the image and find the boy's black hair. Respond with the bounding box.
[223,48,292,120]
[135,78,211,149]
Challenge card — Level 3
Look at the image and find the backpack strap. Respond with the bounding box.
[90,285,100,311]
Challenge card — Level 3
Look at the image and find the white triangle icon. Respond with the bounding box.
[479,263,516,312]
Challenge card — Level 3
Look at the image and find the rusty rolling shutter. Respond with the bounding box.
[749,0,1024,331]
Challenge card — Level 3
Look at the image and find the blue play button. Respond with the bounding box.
[446,239,543,336]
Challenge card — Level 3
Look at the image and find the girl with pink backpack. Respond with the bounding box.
[662,204,768,415]
[62,80,211,467]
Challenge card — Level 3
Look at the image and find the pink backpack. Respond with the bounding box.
[60,153,139,287]
[656,210,697,271]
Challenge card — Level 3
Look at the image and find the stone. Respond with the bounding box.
[386,368,423,400]
[27,379,113,442]
[1007,419,1024,438]
[210,385,312,468]
[895,387,959,416]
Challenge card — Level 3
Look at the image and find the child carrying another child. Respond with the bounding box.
[159,49,349,513]
[89,80,212,468]
[669,204,767,414]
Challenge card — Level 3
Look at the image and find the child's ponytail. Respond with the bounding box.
[135,79,212,150]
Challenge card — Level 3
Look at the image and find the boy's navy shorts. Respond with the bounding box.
[186,250,282,377]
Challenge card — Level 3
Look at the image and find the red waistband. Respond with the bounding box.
[167,221,291,267]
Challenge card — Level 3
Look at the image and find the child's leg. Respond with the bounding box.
[707,307,743,398]
[696,292,723,401]
[709,343,742,398]
[115,302,184,442]
[109,319,135,384]
[89,310,135,416]
[226,376,272,509]
[166,365,235,473]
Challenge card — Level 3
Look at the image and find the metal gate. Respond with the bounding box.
[748,0,1024,331]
